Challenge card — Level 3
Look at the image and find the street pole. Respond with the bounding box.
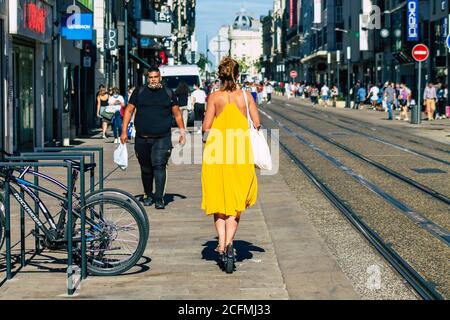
[124,1,129,104]
[346,46,351,108]
[327,52,331,86]
[336,50,340,94]
[417,61,422,124]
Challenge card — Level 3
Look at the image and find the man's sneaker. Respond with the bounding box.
[155,200,165,210]
[114,138,118,144]
[142,194,153,207]
[404,118,409,122]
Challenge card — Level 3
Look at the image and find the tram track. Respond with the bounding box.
[263,105,450,206]
[261,103,449,299]
[267,130,444,300]
[283,101,450,167]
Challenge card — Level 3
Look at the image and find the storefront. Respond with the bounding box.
[58,0,95,143]
[8,0,54,151]
[0,0,6,152]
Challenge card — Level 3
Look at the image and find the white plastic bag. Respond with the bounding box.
[114,143,128,171]
[243,91,273,171]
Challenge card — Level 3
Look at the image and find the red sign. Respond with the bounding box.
[290,0,294,28]
[23,2,47,34]
[412,44,429,62]
[290,70,298,78]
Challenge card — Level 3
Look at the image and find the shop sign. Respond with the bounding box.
[407,0,419,41]
[9,0,53,43]
[61,13,93,40]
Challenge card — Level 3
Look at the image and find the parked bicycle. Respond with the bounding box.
[0,151,149,276]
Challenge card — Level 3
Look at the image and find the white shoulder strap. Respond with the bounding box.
[242,90,253,128]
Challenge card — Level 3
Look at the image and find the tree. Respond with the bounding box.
[232,56,250,74]
[197,53,212,73]
[254,57,264,74]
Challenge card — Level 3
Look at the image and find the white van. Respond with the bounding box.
[159,65,201,91]
[160,65,201,127]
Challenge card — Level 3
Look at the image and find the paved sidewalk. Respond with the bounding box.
[276,96,450,145]
[0,134,357,300]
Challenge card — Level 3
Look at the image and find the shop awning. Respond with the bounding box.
[300,51,328,64]
[129,52,151,68]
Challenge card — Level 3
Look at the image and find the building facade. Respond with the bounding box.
[269,0,449,103]
[215,8,263,81]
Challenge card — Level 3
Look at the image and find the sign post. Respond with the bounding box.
[290,70,298,80]
[411,44,430,125]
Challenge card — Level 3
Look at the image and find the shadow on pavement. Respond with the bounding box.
[201,239,265,265]
[135,194,187,205]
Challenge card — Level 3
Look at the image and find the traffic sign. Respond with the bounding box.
[446,35,450,50]
[412,44,429,62]
[290,70,298,78]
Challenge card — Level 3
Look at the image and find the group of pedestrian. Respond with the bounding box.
[96,85,135,143]
[423,82,448,121]
[349,80,448,121]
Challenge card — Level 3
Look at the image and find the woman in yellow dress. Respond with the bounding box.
[202,57,260,273]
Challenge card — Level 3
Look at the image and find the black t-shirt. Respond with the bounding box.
[129,86,179,137]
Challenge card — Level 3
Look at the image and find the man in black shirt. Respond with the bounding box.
[121,66,186,209]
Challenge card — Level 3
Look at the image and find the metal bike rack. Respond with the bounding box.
[0,156,87,296]
[23,151,96,195]
[34,147,104,191]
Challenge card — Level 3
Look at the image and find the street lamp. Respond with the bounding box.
[124,0,130,103]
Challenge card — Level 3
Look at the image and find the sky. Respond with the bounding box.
[196,0,273,59]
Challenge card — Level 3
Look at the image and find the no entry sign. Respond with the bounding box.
[412,44,429,62]
[290,70,298,78]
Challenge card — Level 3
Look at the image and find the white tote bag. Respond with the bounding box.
[114,143,128,171]
[243,91,273,171]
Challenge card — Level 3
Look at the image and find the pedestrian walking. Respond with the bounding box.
[266,82,274,104]
[310,85,319,106]
[250,83,258,102]
[367,83,379,110]
[96,85,110,139]
[423,82,437,121]
[202,56,259,273]
[384,82,396,120]
[107,87,126,144]
[436,84,447,120]
[355,84,367,110]
[192,83,207,134]
[321,84,330,107]
[175,81,191,130]
[396,83,411,121]
[120,66,186,209]
[331,85,339,108]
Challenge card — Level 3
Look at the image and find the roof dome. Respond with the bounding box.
[233,7,254,29]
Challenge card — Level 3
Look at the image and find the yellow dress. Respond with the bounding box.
[202,103,258,217]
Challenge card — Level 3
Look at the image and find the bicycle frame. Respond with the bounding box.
[0,168,95,244]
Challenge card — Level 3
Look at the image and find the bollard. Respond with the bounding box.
[411,100,420,124]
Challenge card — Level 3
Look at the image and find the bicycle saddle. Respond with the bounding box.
[64,159,97,172]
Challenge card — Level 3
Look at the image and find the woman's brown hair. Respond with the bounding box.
[218,56,240,92]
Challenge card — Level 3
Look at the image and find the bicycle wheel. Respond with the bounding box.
[76,196,148,276]
[86,189,149,239]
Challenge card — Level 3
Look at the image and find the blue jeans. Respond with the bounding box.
[112,111,123,138]
[386,101,394,120]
